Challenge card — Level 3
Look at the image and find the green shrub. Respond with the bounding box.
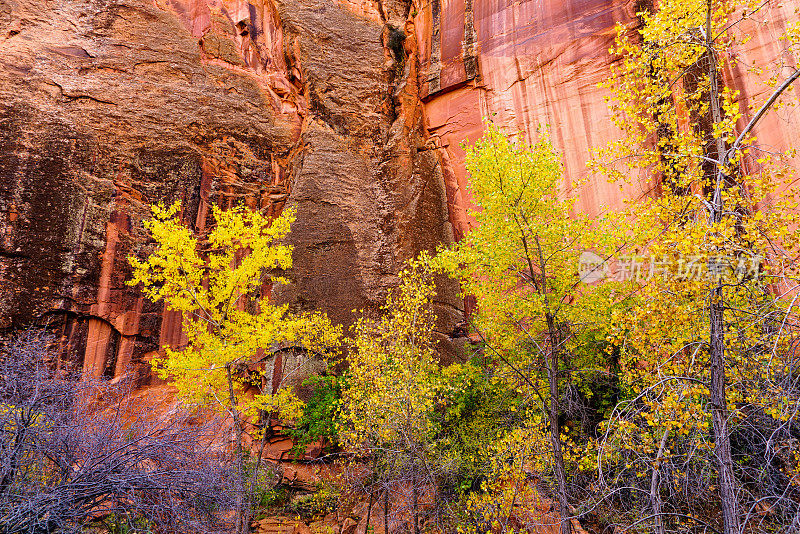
[243,459,286,517]
[288,373,345,457]
[284,483,340,520]
[432,357,527,495]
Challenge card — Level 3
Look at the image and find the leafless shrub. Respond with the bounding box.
[0,329,238,534]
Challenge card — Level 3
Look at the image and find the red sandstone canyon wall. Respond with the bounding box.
[2,0,800,378]
[419,0,800,240]
[0,0,461,380]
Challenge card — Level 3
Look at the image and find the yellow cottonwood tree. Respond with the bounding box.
[458,421,555,534]
[340,255,441,534]
[128,201,341,534]
[129,202,340,417]
[436,124,625,534]
[594,1,800,532]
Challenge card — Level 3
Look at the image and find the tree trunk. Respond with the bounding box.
[650,428,670,534]
[704,2,741,532]
[365,492,375,534]
[532,234,571,534]
[709,291,740,534]
[226,363,247,534]
[546,313,572,534]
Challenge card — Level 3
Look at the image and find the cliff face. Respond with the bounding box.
[417,0,639,240]
[418,0,800,239]
[1,0,799,378]
[0,0,460,379]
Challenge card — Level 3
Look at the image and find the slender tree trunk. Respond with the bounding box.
[226,363,246,534]
[384,487,390,534]
[650,428,670,534]
[546,313,571,534]
[704,2,741,532]
[709,290,740,534]
[531,234,571,534]
[365,492,375,534]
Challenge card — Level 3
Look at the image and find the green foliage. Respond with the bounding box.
[568,328,622,424]
[326,124,626,527]
[243,459,284,516]
[253,486,288,513]
[283,483,340,520]
[386,24,406,62]
[432,358,526,495]
[288,373,345,457]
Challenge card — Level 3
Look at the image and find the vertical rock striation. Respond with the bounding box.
[417,0,800,241]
